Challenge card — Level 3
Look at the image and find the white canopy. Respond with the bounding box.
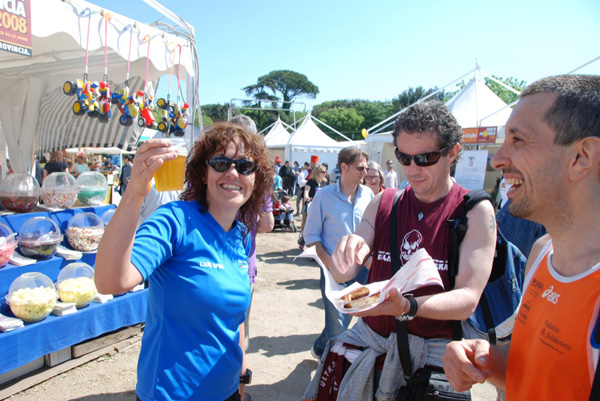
[264,118,291,148]
[445,77,513,129]
[0,0,197,174]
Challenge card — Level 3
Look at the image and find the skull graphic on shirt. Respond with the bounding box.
[401,229,423,263]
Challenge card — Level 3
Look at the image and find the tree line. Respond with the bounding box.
[200,70,527,140]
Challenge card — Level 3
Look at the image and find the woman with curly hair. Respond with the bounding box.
[95,122,272,401]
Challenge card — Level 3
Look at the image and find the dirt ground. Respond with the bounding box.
[4,217,498,401]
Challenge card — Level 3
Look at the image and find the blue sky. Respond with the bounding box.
[88,0,600,111]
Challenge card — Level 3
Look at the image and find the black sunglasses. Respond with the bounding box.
[206,156,258,175]
[394,147,447,167]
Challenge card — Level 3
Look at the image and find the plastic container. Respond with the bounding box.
[56,262,97,308]
[17,216,63,260]
[66,212,104,252]
[41,172,78,208]
[153,138,188,191]
[0,173,41,213]
[5,272,57,322]
[0,222,17,267]
[76,172,108,206]
[100,208,115,227]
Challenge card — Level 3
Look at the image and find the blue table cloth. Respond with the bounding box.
[0,204,148,376]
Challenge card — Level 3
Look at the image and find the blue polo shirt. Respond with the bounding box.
[303,182,373,255]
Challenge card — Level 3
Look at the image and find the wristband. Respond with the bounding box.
[240,368,252,384]
[396,294,418,321]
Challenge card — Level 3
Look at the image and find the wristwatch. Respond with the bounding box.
[397,294,418,321]
[240,369,252,384]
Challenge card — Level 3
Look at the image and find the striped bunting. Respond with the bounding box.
[36,76,151,154]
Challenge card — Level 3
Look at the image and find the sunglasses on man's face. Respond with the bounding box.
[394,147,447,167]
[206,156,258,175]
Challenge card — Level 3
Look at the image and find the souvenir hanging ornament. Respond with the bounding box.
[63,8,101,118]
[156,44,188,136]
[136,35,157,129]
[111,24,137,126]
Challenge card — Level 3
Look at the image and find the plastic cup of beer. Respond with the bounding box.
[153,139,188,192]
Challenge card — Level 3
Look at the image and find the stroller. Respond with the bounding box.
[272,190,297,232]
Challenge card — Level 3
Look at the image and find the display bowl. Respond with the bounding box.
[56,262,97,308]
[17,216,63,260]
[41,172,78,208]
[5,272,57,322]
[76,172,108,206]
[0,222,17,267]
[100,208,115,227]
[0,173,41,213]
[66,212,104,252]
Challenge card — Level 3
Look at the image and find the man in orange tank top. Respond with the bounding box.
[443,74,600,400]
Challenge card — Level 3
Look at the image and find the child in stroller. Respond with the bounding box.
[272,192,297,232]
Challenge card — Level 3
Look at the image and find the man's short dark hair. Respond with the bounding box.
[392,100,463,158]
[337,147,369,175]
[520,74,600,146]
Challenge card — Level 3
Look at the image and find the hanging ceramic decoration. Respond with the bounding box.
[156,44,188,137]
[97,12,112,124]
[136,35,157,129]
[111,24,138,126]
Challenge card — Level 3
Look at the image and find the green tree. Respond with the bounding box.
[244,70,319,113]
[201,103,229,122]
[355,101,394,129]
[484,76,527,105]
[318,107,364,140]
[392,86,446,112]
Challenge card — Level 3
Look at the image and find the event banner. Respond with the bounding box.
[0,0,32,57]
[463,126,497,144]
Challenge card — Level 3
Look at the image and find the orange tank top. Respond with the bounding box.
[506,241,600,400]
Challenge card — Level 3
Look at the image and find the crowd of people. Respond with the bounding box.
[90,73,598,401]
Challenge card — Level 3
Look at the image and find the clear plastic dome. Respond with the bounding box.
[76,172,108,206]
[17,216,63,260]
[66,212,104,252]
[6,272,57,322]
[0,222,17,268]
[41,172,78,208]
[0,173,41,212]
[100,208,115,227]
[56,262,97,308]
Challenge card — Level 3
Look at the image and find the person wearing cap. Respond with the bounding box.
[274,155,282,174]
[384,159,398,189]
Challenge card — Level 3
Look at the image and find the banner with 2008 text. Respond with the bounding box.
[0,0,32,56]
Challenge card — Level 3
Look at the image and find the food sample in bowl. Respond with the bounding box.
[57,276,97,308]
[66,226,103,252]
[0,223,17,267]
[0,195,39,213]
[41,172,78,208]
[17,217,63,260]
[76,172,108,206]
[17,238,62,260]
[6,272,57,322]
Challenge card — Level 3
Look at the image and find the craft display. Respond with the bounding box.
[5,272,57,322]
[17,217,63,260]
[42,172,78,208]
[66,212,104,252]
[0,223,17,267]
[0,173,41,213]
[135,35,157,129]
[76,172,108,206]
[56,262,97,308]
[110,24,139,126]
[156,44,188,136]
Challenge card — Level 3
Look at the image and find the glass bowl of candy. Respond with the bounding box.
[6,272,57,322]
[66,212,104,252]
[42,172,78,208]
[17,217,63,260]
[0,173,41,213]
[100,208,115,228]
[76,172,108,206]
[56,262,97,308]
[0,222,17,267]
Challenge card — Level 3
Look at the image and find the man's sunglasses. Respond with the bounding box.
[394,147,447,167]
[206,156,259,175]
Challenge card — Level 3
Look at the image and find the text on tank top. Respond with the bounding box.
[506,242,600,401]
[365,184,469,339]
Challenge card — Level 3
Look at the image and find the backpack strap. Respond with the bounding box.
[590,311,600,401]
[389,189,413,379]
[447,190,494,341]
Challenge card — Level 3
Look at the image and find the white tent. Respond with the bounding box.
[285,115,356,170]
[263,118,292,161]
[0,0,198,174]
[445,77,513,129]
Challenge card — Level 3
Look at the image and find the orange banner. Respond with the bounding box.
[0,0,32,57]
[462,126,497,144]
